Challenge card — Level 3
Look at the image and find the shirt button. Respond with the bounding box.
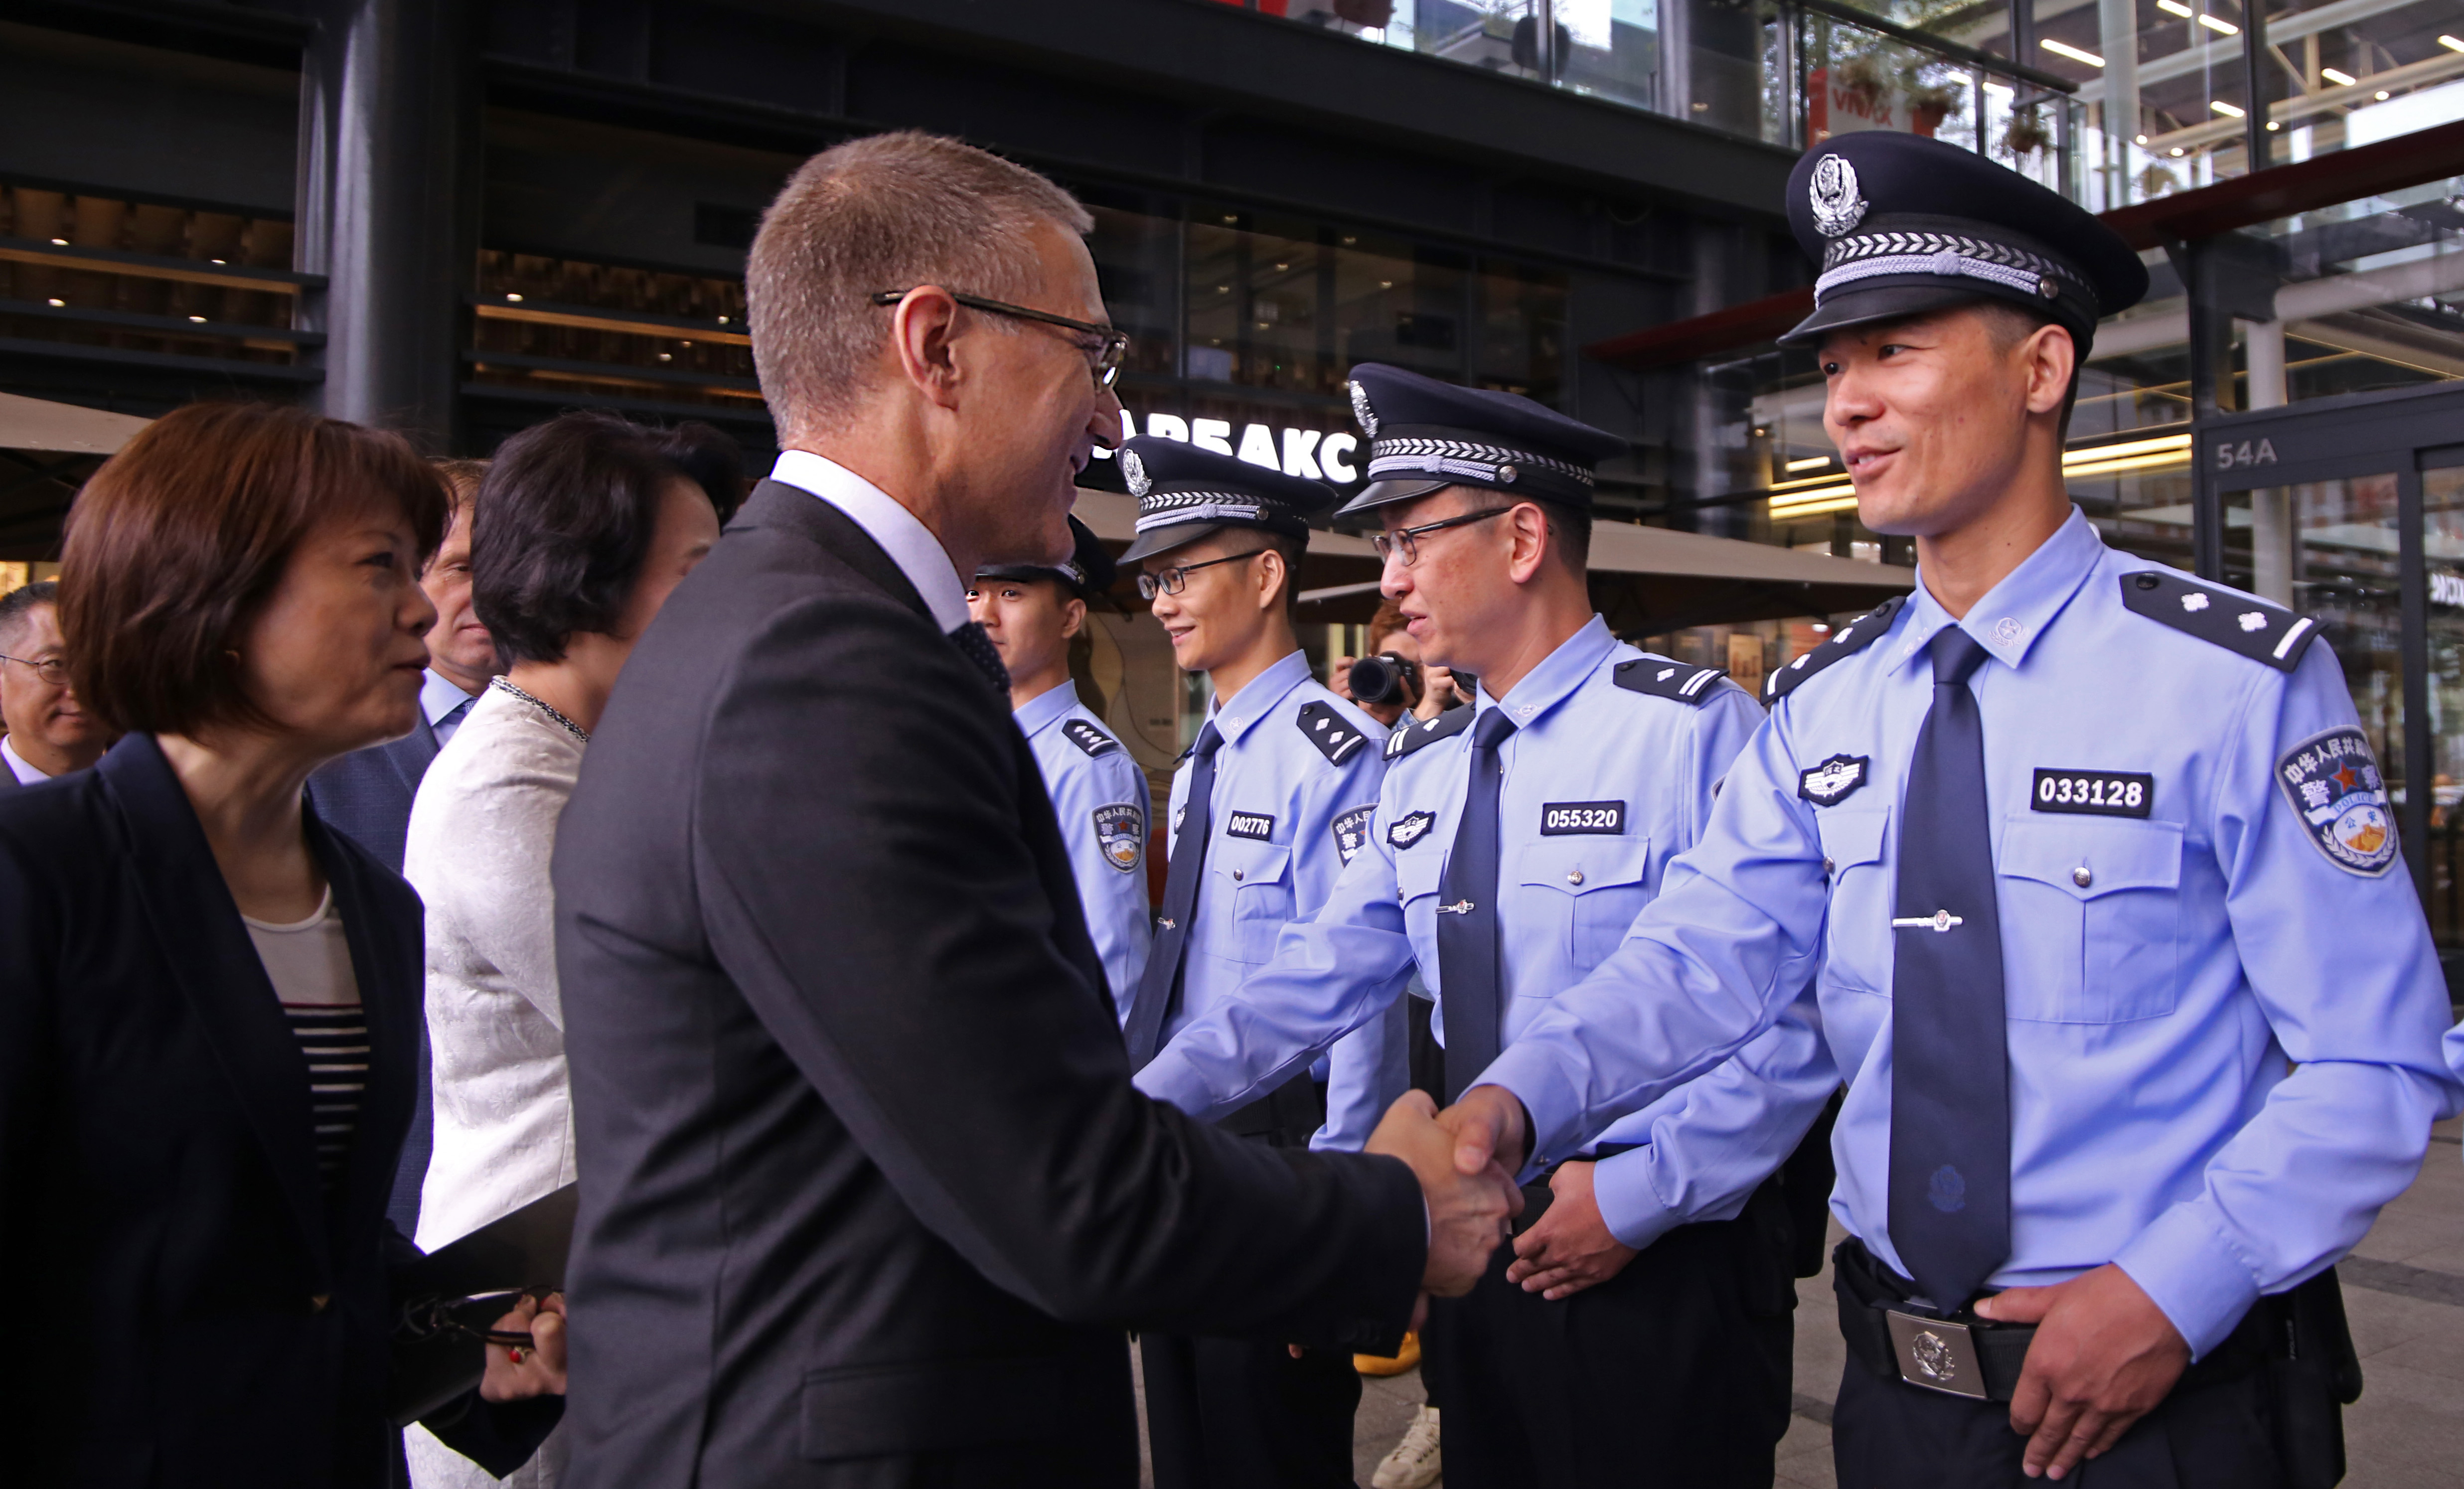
[1823,857,1836,876]
[1566,869,1584,886]
[1232,869,1244,881]
[2072,866,2093,888]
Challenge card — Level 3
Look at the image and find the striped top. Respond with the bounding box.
[242,889,365,1191]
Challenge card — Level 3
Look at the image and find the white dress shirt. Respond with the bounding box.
[421,668,480,749]
[769,449,970,631]
[1,736,48,785]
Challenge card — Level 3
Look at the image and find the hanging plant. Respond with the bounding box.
[2003,109,2053,155]
[2137,163,2180,198]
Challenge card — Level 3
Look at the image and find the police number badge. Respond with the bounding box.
[1121,448,1151,497]
[1809,153,1867,238]
[1093,803,1144,874]
[2277,727,2397,877]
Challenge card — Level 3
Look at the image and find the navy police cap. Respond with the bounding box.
[1116,435,1337,564]
[1779,132,2148,350]
[1333,362,1626,520]
[976,514,1116,594]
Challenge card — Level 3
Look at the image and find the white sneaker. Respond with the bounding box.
[1372,1404,1441,1489]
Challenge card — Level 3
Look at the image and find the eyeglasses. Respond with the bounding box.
[0,653,69,686]
[869,289,1130,389]
[1137,549,1269,600]
[1371,507,1515,568]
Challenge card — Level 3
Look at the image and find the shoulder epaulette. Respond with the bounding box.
[1614,656,1730,705]
[1383,703,1473,760]
[1295,700,1373,766]
[1765,595,1908,704]
[2118,570,2318,673]
[1060,717,1120,757]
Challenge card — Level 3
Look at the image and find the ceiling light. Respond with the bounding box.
[1273,261,1288,271]
[657,352,672,361]
[2266,120,2281,130]
[188,314,206,323]
[2171,146,2187,155]
[2041,38,2105,66]
[48,237,67,246]
[1785,454,1833,471]
[2211,99,2246,117]
[718,314,729,323]
[2197,13,2238,34]
[505,293,523,302]
[2377,89,2391,99]
[2136,133,2150,143]
[210,258,226,265]
[1341,236,1357,246]
[46,298,64,307]
[1379,280,1393,289]
[2441,35,2464,53]
[2322,67,2356,85]
[2156,0,2192,16]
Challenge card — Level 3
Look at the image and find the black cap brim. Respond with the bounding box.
[1331,476,1454,521]
[1117,519,1228,565]
[1777,283,1997,348]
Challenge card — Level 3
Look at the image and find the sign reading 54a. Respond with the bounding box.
[2214,438,2280,471]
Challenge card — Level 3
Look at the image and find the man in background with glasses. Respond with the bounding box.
[0,581,109,787]
[1117,433,1409,1489]
[1133,364,1837,1489]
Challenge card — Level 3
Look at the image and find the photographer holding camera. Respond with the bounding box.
[1333,600,1465,730]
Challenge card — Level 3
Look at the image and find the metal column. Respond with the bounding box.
[295,0,475,452]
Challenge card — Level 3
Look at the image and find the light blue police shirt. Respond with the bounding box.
[1155,649,1402,1153]
[1015,679,1153,1021]
[1138,616,1836,1245]
[1480,508,2463,1355]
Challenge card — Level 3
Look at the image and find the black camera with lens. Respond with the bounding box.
[1348,652,1419,707]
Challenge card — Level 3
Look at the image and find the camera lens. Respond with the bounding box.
[1350,653,1412,706]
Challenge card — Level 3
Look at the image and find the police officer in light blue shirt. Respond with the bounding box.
[1448,132,2463,1488]
[970,516,1151,1016]
[1116,435,1404,1489]
[1136,364,1837,1487]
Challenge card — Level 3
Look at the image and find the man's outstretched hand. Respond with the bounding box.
[1367,1090,1522,1297]
[1504,1159,1636,1300]
[1435,1083,1531,1185]
[1973,1263,2188,1480]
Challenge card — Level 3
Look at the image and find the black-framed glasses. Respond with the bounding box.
[0,653,68,686]
[1371,507,1515,568]
[869,289,1130,389]
[1137,549,1269,600]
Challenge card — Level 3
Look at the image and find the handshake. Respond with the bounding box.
[1364,1086,1536,1302]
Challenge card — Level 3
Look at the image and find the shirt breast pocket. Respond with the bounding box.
[1394,843,1446,970]
[1997,816,2183,1023]
[1815,807,1892,997]
[1208,837,1295,965]
[1516,834,1655,975]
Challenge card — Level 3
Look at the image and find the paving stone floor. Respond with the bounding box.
[1138,1116,2464,1487]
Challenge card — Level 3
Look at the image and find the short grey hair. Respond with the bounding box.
[0,580,56,652]
[748,132,1094,441]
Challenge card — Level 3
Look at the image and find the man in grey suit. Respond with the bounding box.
[306,461,492,1234]
[0,582,109,789]
[553,132,1517,1488]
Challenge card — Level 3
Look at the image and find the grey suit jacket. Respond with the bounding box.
[554,480,1425,1487]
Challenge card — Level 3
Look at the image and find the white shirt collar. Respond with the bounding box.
[1,735,49,785]
[769,450,972,632]
[421,668,479,728]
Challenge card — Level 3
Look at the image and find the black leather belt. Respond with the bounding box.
[1834,1238,2271,1403]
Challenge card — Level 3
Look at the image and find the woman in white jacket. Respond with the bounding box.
[403,411,737,1489]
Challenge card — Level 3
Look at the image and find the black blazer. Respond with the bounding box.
[0,735,553,1486]
[555,480,1425,1487]
[308,709,444,1233]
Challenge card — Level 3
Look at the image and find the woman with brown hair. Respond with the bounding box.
[0,402,564,1487]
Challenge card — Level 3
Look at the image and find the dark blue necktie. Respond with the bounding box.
[1888,627,2011,1311]
[1437,708,1516,1100]
[949,621,1010,692]
[1124,723,1223,1068]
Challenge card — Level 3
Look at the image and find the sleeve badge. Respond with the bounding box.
[1332,805,1377,865]
[1094,803,1145,873]
[2275,726,2397,876]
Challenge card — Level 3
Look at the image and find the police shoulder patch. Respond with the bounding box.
[1092,803,1144,873]
[1296,700,1372,766]
[1384,704,1473,760]
[1613,656,1730,705]
[1331,805,1377,865]
[1062,717,1121,756]
[2119,570,2318,673]
[2276,726,2396,876]
[1766,596,1908,703]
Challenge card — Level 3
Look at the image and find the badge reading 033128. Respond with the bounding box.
[2277,726,2398,877]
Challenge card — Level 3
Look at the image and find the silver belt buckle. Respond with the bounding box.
[1885,1310,1989,1399]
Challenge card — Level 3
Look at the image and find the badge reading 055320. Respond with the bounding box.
[2277,726,2398,877]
